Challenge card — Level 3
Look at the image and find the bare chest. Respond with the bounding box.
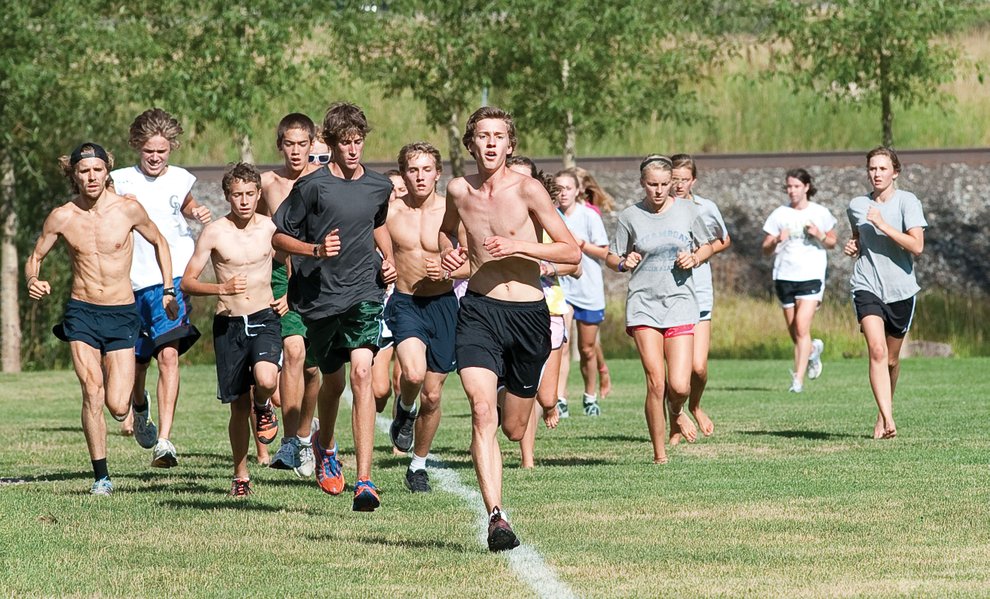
[214,228,274,268]
[389,207,445,253]
[61,213,132,257]
[457,190,533,241]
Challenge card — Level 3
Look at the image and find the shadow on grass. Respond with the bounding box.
[158,497,318,514]
[741,429,861,440]
[534,457,614,467]
[581,434,644,444]
[306,532,473,553]
[38,426,82,433]
[709,385,777,392]
[0,471,92,483]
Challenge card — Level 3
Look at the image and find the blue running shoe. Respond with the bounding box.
[352,479,381,512]
[90,477,113,496]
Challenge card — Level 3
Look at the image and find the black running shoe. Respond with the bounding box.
[487,507,520,552]
[404,468,431,493]
[389,402,418,452]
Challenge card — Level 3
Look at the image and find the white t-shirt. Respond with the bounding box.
[560,203,608,311]
[762,202,837,282]
[111,165,197,291]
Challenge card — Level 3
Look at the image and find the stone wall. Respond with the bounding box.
[193,161,990,299]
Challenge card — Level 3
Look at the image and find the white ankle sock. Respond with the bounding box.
[583,393,597,404]
[400,399,416,412]
[297,435,311,446]
[409,453,428,472]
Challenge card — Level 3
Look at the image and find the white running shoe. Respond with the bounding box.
[270,437,300,470]
[133,391,158,450]
[90,477,113,496]
[556,399,570,419]
[789,373,803,393]
[295,443,316,478]
[808,339,825,380]
[151,438,178,468]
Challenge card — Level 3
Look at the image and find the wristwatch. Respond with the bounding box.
[163,287,177,297]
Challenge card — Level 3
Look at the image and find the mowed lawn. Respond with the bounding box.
[1,358,988,598]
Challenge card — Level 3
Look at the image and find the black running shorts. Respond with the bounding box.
[53,299,141,354]
[455,292,550,398]
[213,308,283,404]
[853,290,916,339]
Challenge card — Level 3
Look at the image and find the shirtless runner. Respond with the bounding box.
[440,107,580,551]
[383,142,460,493]
[25,143,177,495]
[181,163,283,496]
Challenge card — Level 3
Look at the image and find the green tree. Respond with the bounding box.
[330,1,509,176]
[767,0,981,146]
[499,1,723,167]
[126,2,319,162]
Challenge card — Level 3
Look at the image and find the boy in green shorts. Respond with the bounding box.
[273,102,396,511]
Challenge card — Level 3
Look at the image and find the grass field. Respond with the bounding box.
[1,358,988,597]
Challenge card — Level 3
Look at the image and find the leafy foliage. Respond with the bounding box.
[765,0,981,146]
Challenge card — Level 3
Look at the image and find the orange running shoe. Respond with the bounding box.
[253,400,279,445]
[352,479,380,512]
[315,438,345,495]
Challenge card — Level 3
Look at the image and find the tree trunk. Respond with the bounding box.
[879,51,894,146]
[562,58,576,168]
[1,154,22,372]
[447,109,464,178]
[239,132,254,164]
[563,108,577,169]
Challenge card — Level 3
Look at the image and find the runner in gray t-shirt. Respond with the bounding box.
[842,147,927,441]
[605,155,713,465]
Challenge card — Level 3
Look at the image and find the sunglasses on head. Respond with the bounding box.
[308,153,331,165]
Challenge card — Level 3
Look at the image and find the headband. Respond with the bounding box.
[70,142,110,167]
[639,155,672,171]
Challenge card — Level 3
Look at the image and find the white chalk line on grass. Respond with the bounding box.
[343,388,577,599]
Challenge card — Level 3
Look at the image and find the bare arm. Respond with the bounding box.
[273,230,340,259]
[180,192,212,224]
[24,209,66,300]
[868,207,924,256]
[485,179,581,264]
[711,233,732,255]
[579,240,610,261]
[762,232,785,256]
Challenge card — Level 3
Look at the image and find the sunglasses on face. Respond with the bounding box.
[308,153,331,165]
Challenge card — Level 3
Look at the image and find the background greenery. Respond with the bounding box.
[4,3,989,370]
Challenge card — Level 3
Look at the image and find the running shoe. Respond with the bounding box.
[556,399,570,419]
[404,468,431,493]
[808,339,825,380]
[487,507,520,552]
[583,400,601,417]
[90,477,113,496]
[230,478,252,498]
[151,438,178,468]
[253,400,279,445]
[270,437,300,470]
[788,373,803,394]
[132,391,158,449]
[315,438,345,495]
[352,478,381,512]
[389,402,418,452]
[295,442,315,478]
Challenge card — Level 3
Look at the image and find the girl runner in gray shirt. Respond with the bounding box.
[606,155,713,465]
[843,147,927,440]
